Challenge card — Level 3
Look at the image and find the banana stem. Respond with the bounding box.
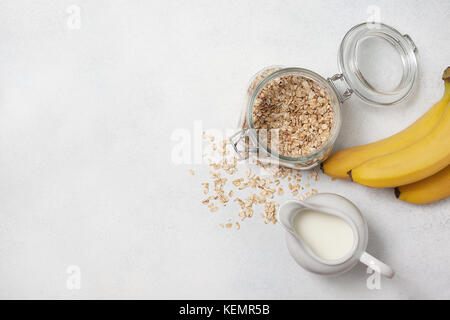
[443,66,450,82]
[394,187,401,198]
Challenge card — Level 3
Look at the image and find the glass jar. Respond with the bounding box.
[230,22,418,170]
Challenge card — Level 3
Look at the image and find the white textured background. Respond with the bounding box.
[0,0,449,299]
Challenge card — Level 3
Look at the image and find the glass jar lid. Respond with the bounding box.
[338,23,418,106]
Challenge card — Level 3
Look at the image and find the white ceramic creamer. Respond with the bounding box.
[279,193,394,278]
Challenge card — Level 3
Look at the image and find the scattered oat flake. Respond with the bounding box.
[197,131,323,228]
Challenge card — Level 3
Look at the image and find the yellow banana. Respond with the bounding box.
[395,165,450,204]
[322,67,450,179]
[349,104,450,188]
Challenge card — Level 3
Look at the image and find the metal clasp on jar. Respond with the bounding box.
[229,129,258,160]
[327,74,353,103]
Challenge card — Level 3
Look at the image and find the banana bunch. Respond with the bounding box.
[322,67,450,204]
[395,166,450,204]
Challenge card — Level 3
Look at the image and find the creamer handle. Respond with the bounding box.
[360,251,395,278]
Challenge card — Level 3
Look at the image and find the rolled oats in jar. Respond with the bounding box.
[230,23,418,170]
[232,67,341,170]
[252,74,334,158]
